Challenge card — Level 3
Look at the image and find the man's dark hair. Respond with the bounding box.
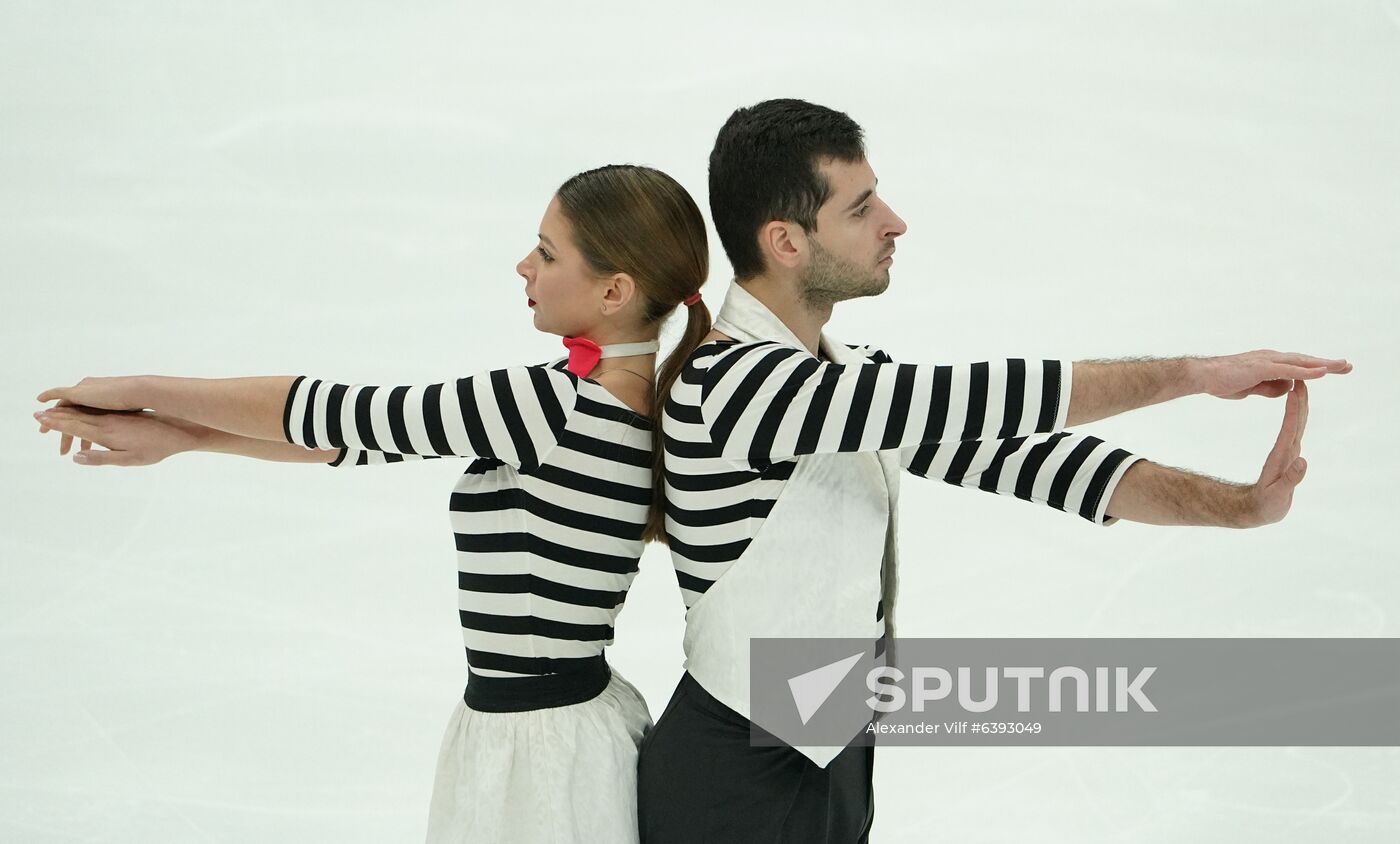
[708,98,866,280]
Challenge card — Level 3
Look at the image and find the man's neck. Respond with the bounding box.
[734,274,833,358]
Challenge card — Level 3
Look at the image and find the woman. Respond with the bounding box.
[32,164,713,843]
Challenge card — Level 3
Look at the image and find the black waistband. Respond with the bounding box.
[463,653,612,713]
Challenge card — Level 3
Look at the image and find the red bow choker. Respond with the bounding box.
[562,337,661,378]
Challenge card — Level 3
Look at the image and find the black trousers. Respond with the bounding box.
[637,671,875,843]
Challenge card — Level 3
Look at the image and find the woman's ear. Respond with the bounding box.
[601,272,637,315]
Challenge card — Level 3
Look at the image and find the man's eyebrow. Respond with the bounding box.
[842,179,878,212]
[538,234,556,248]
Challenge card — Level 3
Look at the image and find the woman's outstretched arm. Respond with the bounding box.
[34,407,444,468]
[145,375,295,441]
[197,426,341,464]
[34,406,337,466]
[36,375,295,442]
[37,365,578,470]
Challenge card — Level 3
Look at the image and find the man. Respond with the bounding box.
[636,98,1350,843]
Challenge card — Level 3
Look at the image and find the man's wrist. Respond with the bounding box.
[1177,357,1207,398]
[1199,476,1261,529]
[1226,483,1264,529]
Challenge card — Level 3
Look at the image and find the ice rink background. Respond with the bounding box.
[3,1,1398,841]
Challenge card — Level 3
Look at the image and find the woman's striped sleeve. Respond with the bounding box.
[900,432,1144,526]
[323,446,445,467]
[696,341,1074,467]
[282,365,579,471]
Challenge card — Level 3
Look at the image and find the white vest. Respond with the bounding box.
[679,281,902,768]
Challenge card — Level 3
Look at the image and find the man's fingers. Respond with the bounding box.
[1276,353,1349,371]
[1278,385,1303,444]
[1261,386,1303,483]
[1294,380,1308,448]
[1280,364,1331,380]
[1222,379,1289,400]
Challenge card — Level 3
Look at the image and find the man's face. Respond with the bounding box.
[799,157,907,309]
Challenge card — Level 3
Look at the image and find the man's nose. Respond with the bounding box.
[886,210,908,239]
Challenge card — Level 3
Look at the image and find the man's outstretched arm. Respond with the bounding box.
[1102,380,1313,528]
[1066,350,1350,426]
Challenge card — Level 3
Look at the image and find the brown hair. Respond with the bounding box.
[554,164,712,544]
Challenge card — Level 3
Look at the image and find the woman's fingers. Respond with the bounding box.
[72,448,132,467]
[37,412,100,437]
[36,413,110,451]
[36,402,90,456]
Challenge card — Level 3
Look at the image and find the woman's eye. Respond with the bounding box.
[536,246,554,262]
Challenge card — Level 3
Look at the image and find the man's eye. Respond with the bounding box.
[855,204,870,217]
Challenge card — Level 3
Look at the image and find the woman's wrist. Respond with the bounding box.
[134,374,170,414]
[167,416,223,454]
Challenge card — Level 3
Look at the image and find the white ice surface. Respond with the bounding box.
[3,1,1398,841]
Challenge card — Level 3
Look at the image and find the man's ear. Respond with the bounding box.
[758,220,805,273]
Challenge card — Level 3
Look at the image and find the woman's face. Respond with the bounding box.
[516,195,612,338]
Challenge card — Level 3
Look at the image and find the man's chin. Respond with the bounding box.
[856,274,891,298]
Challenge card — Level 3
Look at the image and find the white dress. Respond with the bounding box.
[425,668,652,843]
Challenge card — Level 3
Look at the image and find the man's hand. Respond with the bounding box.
[1241,379,1310,527]
[1195,350,1350,400]
[33,405,206,466]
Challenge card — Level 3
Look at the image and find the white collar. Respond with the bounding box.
[597,339,659,358]
[711,280,846,363]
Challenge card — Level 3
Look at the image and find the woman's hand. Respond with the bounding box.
[35,398,88,455]
[33,405,207,466]
[36,375,148,413]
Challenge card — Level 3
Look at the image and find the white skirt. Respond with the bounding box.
[424,667,653,844]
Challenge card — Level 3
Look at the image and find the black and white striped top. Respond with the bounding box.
[282,355,654,678]
[662,340,1144,610]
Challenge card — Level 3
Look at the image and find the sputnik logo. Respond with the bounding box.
[787,652,866,725]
